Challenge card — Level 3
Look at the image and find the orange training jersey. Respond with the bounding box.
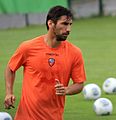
[8,35,86,120]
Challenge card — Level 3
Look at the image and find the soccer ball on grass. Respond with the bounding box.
[0,112,12,120]
[93,98,113,115]
[102,77,116,94]
[82,83,101,100]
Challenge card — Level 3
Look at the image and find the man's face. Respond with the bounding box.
[53,16,72,41]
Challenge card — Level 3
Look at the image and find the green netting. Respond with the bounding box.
[0,0,68,14]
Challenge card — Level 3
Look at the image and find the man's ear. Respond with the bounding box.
[48,20,54,29]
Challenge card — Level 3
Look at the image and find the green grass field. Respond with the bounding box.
[0,16,116,119]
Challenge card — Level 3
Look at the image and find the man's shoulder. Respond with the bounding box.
[17,35,44,52]
[23,35,44,44]
[64,40,81,53]
[64,41,83,60]
[20,35,44,47]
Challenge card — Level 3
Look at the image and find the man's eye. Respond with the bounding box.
[62,22,72,25]
[63,23,68,25]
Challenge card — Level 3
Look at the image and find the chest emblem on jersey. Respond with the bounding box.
[48,58,55,67]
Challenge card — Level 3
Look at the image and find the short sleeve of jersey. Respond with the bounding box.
[71,49,86,83]
[8,42,27,72]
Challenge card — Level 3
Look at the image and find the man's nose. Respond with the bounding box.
[66,25,71,32]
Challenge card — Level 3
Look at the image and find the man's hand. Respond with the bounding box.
[55,79,67,96]
[4,94,15,109]
[55,79,84,96]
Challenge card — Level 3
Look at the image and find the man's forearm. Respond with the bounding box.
[5,65,15,95]
[65,83,84,95]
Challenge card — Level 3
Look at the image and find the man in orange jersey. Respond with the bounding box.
[4,5,86,120]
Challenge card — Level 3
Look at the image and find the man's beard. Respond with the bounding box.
[56,34,68,41]
[53,26,69,41]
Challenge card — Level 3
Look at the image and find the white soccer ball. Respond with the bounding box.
[82,83,101,100]
[0,112,12,120]
[93,98,113,115]
[102,77,116,94]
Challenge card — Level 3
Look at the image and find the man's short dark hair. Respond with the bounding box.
[46,5,73,30]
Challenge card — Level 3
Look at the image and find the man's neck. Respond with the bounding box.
[44,34,61,48]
